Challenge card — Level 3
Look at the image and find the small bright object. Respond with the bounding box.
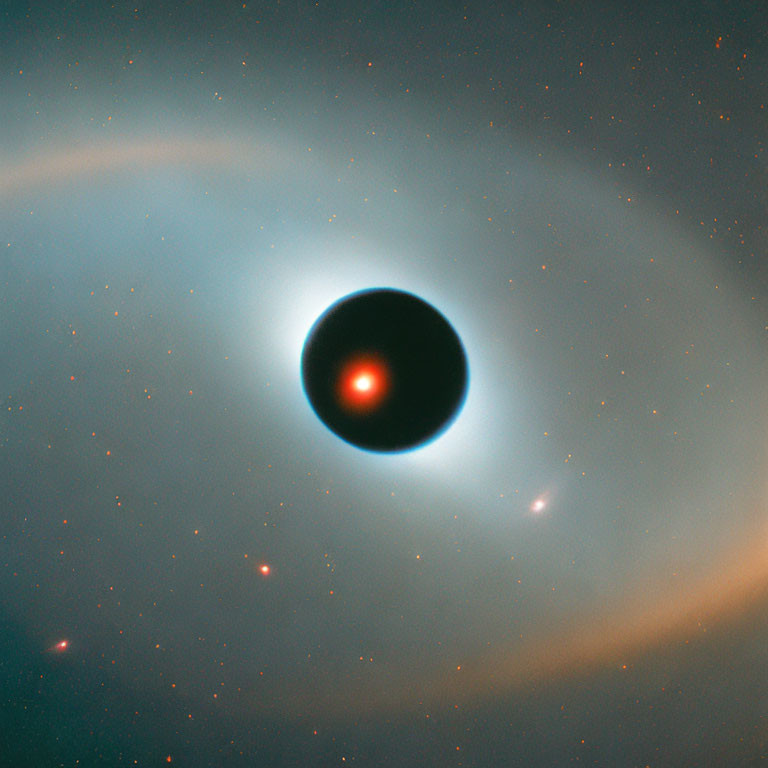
[531,497,547,514]
[49,639,69,652]
[337,358,391,413]
[353,374,374,392]
[259,564,271,576]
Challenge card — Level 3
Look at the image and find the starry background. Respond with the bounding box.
[1,1,767,766]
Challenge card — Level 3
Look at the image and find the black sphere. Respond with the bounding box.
[301,289,469,452]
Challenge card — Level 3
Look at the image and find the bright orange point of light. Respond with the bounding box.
[259,564,271,576]
[353,374,373,392]
[338,357,391,412]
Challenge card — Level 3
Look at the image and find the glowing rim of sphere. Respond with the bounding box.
[301,288,470,453]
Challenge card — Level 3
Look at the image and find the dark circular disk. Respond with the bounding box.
[301,288,469,452]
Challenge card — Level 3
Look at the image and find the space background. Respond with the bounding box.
[2,1,767,765]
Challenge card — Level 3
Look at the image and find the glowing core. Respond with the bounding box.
[337,357,391,413]
[353,374,374,392]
